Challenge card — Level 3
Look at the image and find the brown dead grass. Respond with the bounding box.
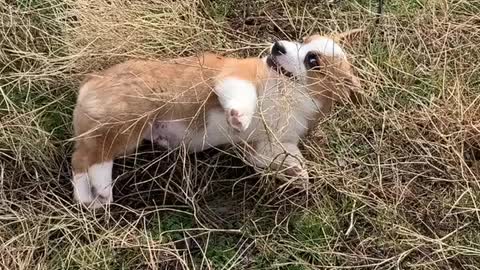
[1,0,480,269]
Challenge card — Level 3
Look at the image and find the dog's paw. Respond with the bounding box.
[155,135,170,149]
[227,108,252,132]
[91,186,113,208]
[74,189,112,209]
[285,165,309,179]
[72,173,112,209]
[73,173,95,206]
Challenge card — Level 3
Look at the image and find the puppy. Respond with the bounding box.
[71,30,362,208]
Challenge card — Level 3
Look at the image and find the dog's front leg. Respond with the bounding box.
[215,78,257,132]
[245,140,308,178]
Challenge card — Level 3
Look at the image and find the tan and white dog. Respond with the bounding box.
[71,31,362,208]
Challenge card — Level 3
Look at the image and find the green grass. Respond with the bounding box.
[2,0,480,269]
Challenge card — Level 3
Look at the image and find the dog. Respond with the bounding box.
[71,30,363,208]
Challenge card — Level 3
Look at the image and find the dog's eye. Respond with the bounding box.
[305,52,319,70]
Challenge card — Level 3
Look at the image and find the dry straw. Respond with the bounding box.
[1,0,479,269]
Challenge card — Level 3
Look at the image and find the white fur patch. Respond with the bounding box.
[72,172,92,204]
[305,37,345,58]
[273,41,304,76]
[187,109,233,152]
[215,78,257,132]
[88,161,114,205]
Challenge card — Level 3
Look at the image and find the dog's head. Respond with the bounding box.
[266,30,363,107]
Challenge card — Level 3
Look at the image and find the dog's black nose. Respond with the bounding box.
[271,41,286,56]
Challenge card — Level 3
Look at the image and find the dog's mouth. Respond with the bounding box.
[266,55,293,78]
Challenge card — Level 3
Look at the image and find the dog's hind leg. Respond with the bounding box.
[71,140,113,209]
[71,123,146,209]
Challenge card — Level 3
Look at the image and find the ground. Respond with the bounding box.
[1,0,480,269]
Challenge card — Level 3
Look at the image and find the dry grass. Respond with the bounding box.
[1,0,480,269]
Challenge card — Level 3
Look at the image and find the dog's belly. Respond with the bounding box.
[145,101,314,153]
[187,109,245,152]
[146,109,241,152]
[146,120,186,149]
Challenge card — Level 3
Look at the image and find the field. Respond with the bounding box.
[1,0,480,269]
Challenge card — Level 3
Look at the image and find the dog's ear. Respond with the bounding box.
[344,68,364,105]
[331,28,365,44]
[330,58,364,106]
[334,29,365,105]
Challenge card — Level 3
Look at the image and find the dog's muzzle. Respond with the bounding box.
[266,55,293,78]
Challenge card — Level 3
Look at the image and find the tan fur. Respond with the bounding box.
[72,53,269,173]
[303,28,364,106]
[302,35,362,121]
[306,54,362,111]
[71,32,362,208]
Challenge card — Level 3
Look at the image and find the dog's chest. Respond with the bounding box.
[145,78,321,151]
[255,78,321,138]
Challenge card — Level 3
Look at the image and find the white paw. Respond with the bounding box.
[90,185,113,208]
[72,161,114,209]
[74,191,112,209]
[73,176,112,209]
[155,135,170,148]
[73,173,95,206]
[227,108,252,132]
[284,165,309,178]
